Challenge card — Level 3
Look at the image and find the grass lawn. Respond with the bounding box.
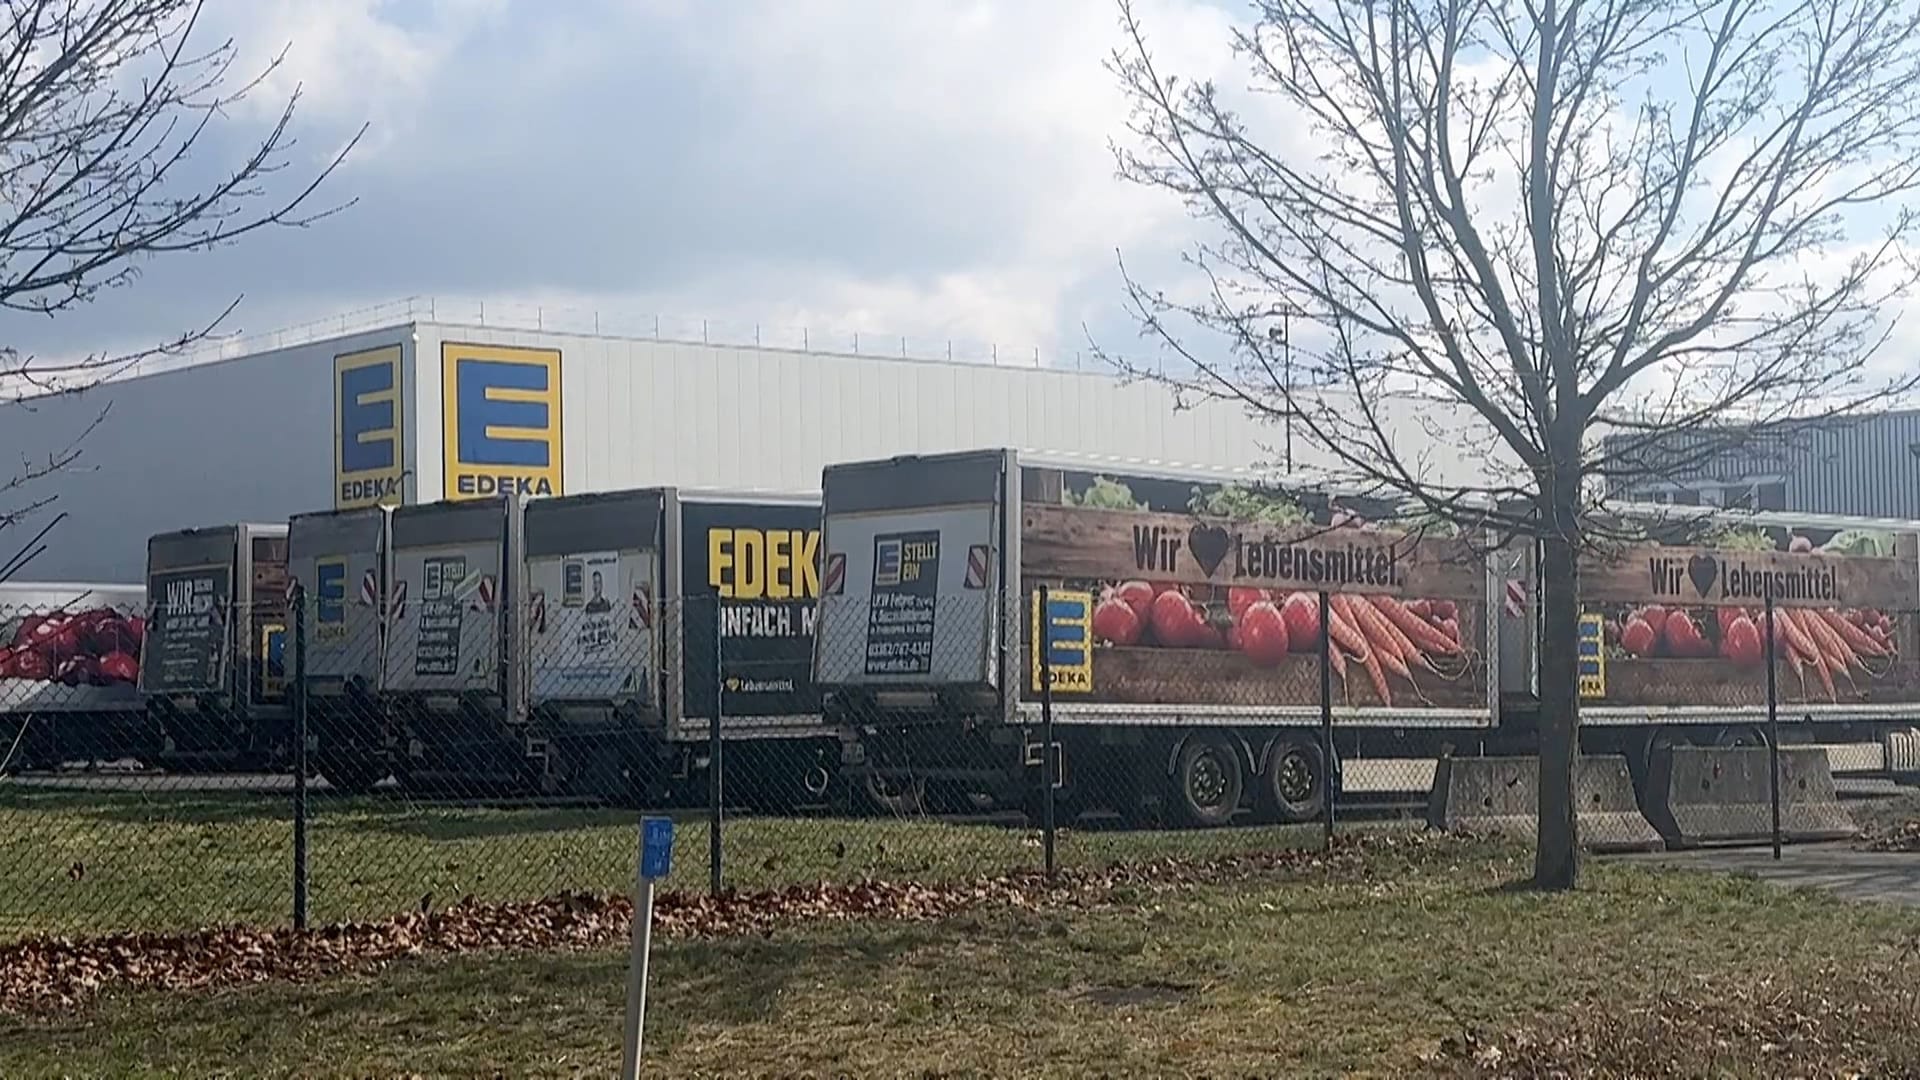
[5,840,1920,1077]
[0,786,1344,940]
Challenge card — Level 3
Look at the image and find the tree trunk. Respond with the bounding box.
[1533,480,1582,890]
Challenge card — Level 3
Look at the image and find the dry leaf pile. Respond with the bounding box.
[1859,819,1920,852]
[0,832,1448,1013]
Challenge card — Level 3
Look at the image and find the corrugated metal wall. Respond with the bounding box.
[0,327,415,581]
[1,317,1515,581]
[412,321,1509,501]
[1605,411,1920,518]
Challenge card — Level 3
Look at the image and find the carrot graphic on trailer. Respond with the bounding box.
[1329,594,1392,707]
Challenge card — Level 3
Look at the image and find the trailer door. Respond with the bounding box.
[140,527,239,697]
[288,508,390,693]
[814,450,1009,690]
[676,494,823,738]
[522,489,663,707]
[240,525,290,709]
[385,499,508,694]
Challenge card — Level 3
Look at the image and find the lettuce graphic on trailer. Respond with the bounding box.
[864,531,941,676]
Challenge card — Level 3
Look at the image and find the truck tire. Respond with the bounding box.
[858,772,926,817]
[1710,725,1769,749]
[1174,734,1243,828]
[1256,739,1325,824]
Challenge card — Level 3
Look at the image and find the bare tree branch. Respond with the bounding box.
[1106,0,1920,889]
[0,0,362,538]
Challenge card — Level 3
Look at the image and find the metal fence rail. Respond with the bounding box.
[0,591,1836,942]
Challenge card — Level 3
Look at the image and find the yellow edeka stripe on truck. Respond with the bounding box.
[441,342,563,501]
[1577,612,1606,698]
[1030,589,1094,694]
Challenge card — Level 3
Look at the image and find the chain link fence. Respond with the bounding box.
[0,586,1893,944]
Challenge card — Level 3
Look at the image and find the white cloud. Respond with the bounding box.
[202,0,510,148]
[13,0,1251,368]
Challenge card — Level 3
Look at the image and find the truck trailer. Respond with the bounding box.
[811,449,1920,827]
[285,505,394,793]
[0,582,146,770]
[137,524,291,770]
[312,487,838,805]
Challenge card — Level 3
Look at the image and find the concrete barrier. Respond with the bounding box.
[1426,755,1663,853]
[1642,746,1856,849]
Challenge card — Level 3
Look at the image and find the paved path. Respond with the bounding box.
[1624,842,1920,907]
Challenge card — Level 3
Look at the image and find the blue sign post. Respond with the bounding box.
[621,816,675,1079]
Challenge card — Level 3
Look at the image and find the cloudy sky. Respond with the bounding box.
[10,0,1914,404]
[12,0,1246,369]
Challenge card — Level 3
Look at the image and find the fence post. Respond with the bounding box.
[1317,590,1334,846]
[709,598,724,894]
[292,583,310,931]
[1038,586,1057,880]
[1764,588,1781,860]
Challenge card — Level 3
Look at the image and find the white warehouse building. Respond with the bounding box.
[1,299,1503,581]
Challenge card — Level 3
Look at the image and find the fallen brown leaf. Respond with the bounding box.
[0,830,1471,1014]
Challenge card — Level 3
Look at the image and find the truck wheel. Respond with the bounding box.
[1174,734,1243,828]
[1710,725,1769,749]
[1256,739,1325,824]
[859,772,926,817]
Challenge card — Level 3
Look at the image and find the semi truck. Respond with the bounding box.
[137,523,291,770]
[0,582,146,770]
[353,487,837,805]
[811,449,1920,826]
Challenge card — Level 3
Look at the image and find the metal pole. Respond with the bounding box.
[1765,589,1781,861]
[709,599,724,894]
[1318,590,1334,845]
[1283,310,1294,473]
[292,583,309,931]
[619,866,656,1079]
[1038,585,1057,880]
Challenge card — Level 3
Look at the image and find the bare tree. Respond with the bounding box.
[0,0,363,539]
[1108,0,1920,888]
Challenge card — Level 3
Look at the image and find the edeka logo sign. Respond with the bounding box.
[315,558,346,641]
[333,345,405,510]
[441,342,563,500]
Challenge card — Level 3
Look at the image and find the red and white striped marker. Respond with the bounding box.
[630,588,652,630]
[389,580,409,620]
[963,545,991,590]
[470,575,497,612]
[359,570,379,606]
[1504,579,1527,618]
[821,553,846,596]
[284,578,300,603]
[531,590,548,634]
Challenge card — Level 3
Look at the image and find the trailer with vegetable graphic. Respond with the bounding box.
[813,448,1495,827]
[1571,517,1920,722]
[0,582,147,769]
